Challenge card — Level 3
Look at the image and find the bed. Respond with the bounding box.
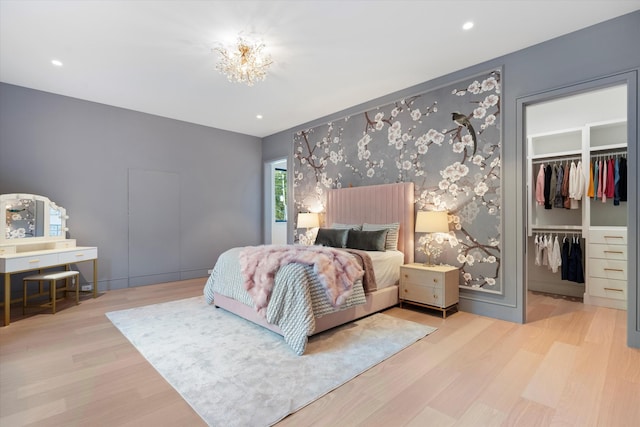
[204,182,415,354]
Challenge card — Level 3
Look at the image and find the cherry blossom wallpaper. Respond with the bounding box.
[293,69,502,293]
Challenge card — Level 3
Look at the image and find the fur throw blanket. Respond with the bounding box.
[239,245,364,317]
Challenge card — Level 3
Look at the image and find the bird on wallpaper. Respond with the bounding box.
[451,112,478,156]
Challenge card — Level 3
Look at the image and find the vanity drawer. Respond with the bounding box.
[588,277,627,300]
[58,248,98,264]
[588,259,627,281]
[4,253,60,272]
[400,282,442,307]
[0,246,16,255]
[588,243,627,260]
[588,228,627,245]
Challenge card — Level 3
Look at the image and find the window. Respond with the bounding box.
[274,168,287,222]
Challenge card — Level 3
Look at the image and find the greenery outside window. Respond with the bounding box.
[274,168,287,222]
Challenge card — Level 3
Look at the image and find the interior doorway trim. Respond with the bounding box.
[516,70,638,348]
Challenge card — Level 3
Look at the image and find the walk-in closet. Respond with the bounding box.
[526,84,628,310]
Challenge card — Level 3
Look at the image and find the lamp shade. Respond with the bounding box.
[297,212,320,229]
[415,211,449,233]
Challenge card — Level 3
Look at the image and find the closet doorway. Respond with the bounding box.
[525,83,629,322]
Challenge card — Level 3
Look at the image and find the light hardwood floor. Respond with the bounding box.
[1,279,639,426]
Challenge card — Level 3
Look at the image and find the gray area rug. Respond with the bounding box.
[106,296,436,426]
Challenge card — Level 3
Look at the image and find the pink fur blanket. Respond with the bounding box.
[239,245,364,317]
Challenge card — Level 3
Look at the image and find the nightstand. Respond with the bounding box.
[399,263,460,318]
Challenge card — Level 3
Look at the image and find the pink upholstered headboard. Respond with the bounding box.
[325,182,415,264]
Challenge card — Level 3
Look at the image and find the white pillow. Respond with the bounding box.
[362,222,400,251]
[331,223,362,231]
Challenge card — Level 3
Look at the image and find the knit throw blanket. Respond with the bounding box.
[239,245,364,317]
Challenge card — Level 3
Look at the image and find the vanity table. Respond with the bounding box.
[0,194,98,326]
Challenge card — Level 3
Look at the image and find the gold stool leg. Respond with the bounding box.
[75,275,79,305]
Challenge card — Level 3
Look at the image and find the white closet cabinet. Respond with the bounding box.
[584,120,628,309]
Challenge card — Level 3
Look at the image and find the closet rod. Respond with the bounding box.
[530,227,583,234]
[531,155,582,165]
[590,150,627,158]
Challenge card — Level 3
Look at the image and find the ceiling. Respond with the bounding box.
[1,1,638,138]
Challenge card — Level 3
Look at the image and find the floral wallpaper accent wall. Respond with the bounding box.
[293,69,502,293]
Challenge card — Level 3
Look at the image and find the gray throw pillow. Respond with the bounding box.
[314,228,349,248]
[346,229,388,251]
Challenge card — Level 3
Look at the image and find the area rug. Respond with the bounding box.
[106,296,436,426]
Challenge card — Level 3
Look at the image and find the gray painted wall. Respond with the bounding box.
[261,11,640,345]
[0,84,262,293]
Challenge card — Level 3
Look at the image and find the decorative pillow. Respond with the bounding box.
[362,222,400,250]
[314,228,349,248]
[346,229,388,251]
[331,223,362,231]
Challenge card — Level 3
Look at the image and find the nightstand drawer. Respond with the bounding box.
[401,269,442,287]
[401,282,441,306]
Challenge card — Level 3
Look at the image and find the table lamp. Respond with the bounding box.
[415,210,449,266]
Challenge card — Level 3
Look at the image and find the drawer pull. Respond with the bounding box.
[404,274,408,278]
[28,259,40,263]
[604,287,624,292]
[604,268,624,272]
[604,235,624,239]
[603,251,624,254]
[404,289,408,293]
[75,253,85,257]
[432,278,438,283]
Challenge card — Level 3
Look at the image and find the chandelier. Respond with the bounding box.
[214,36,273,86]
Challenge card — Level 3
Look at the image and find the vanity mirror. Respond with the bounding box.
[0,194,73,253]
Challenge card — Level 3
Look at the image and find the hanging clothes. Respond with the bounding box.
[534,235,540,266]
[606,158,615,199]
[544,164,553,209]
[596,159,603,200]
[568,161,582,209]
[541,234,549,267]
[561,236,570,280]
[587,160,594,198]
[614,157,621,206]
[549,235,562,274]
[549,165,557,209]
[601,159,608,203]
[619,157,627,201]
[593,159,600,200]
[562,162,571,209]
[554,164,564,208]
[535,164,545,206]
[567,237,585,284]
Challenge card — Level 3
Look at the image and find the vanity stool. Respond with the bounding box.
[23,271,80,314]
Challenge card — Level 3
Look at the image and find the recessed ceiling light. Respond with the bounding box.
[256,114,263,119]
[51,59,63,67]
[462,21,474,31]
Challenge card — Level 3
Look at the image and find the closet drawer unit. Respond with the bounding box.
[588,277,627,300]
[588,243,627,260]
[588,228,627,245]
[587,259,627,281]
[400,282,442,307]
